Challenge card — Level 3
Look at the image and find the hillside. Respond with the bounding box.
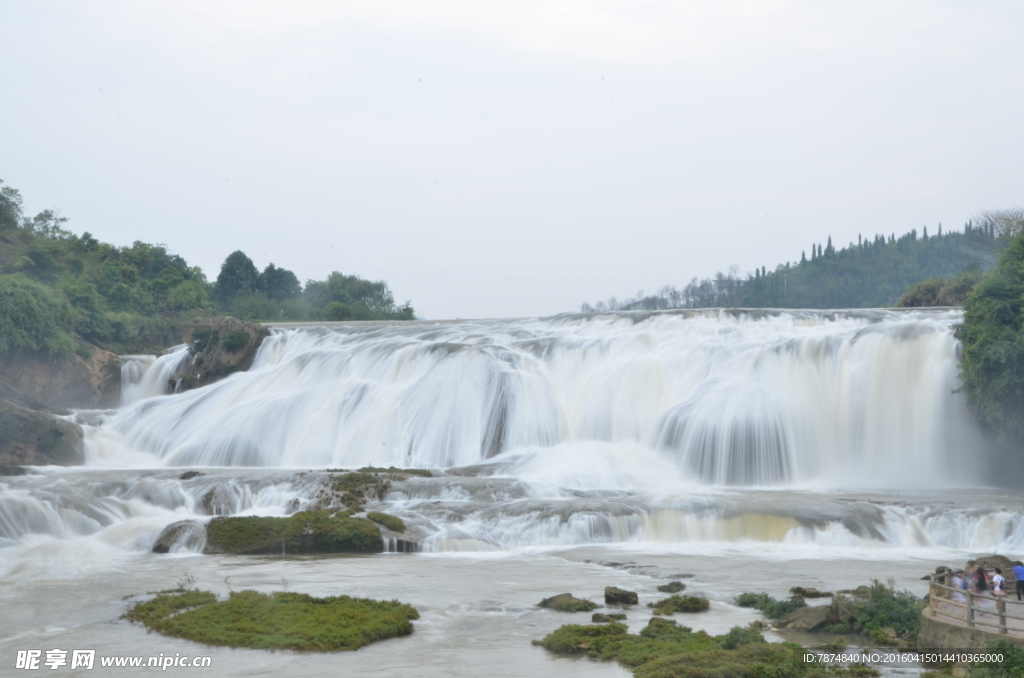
[0,180,414,358]
[581,225,1003,312]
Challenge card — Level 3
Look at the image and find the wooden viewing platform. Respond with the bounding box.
[924,576,1024,646]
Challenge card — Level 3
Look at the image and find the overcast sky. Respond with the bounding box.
[4,1,1023,318]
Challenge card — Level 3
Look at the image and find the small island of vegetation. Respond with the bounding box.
[125,585,419,652]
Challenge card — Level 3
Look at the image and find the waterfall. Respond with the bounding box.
[118,345,191,407]
[94,309,982,487]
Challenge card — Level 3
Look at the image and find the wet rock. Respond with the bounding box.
[199,485,238,516]
[854,585,872,596]
[538,593,598,613]
[647,617,677,628]
[0,395,83,466]
[152,520,203,553]
[657,581,686,594]
[172,316,269,392]
[775,605,829,631]
[608,613,627,620]
[179,471,204,480]
[592,613,613,623]
[605,586,638,605]
[203,510,382,555]
[790,587,832,598]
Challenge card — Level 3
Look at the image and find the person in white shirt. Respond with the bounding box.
[992,568,1006,597]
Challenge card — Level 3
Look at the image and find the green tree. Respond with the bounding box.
[214,251,259,302]
[956,234,1024,443]
[258,263,301,301]
[0,180,24,230]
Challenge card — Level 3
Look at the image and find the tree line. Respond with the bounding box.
[580,216,1018,313]
[0,180,414,356]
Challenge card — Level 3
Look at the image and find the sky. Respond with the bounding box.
[3,1,1023,319]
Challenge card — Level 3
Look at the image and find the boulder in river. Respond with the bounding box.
[0,395,83,466]
[203,510,382,555]
[789,587,832,598]
[774,605,830,631]
[172,316,270,392]
[152,520,204,553]
[538,593,598,613]
[604,586,638,605]
[657,581,686,594]
[592,613,613,623]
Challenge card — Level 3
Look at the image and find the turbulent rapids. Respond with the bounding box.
[1,309,1014,563]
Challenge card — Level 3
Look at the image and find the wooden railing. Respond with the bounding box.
[929,576,1024,635]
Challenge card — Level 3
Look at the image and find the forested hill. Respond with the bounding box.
[582,224,1005,312]
[0,180,413,356]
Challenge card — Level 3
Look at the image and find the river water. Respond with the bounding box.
[1,309,1019,676]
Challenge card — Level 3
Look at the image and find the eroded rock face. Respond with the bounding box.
[0,395,83,466]
[172,316,270,392]
[0,347,119,409]
[605,586,639,605]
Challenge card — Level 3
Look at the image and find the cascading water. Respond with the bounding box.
[118,345,190,407]
[90,309,980,487]
[0,309,1010,564]
[2,310,1020,678]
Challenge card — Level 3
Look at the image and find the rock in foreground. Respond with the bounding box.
[604,586,638,605]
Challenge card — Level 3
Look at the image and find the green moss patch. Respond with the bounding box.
[204,510,382,555]
[649,595,710,615]
[658,581,687,594]
[539,621,879,678]
[367,512,406,532]
[125,589,419,652]
[539,593,599,612]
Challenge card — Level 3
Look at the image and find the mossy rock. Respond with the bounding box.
[657,581,686,594]
[367,512,405,532]
[203,510,382,555]
[790,586,833,598]
[649,594,710,614]
[538,593,599,613]
[605,586,639,605]
[125,589,418,651]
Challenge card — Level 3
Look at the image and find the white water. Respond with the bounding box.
[1,309,1019,677]
[91,309,980,486]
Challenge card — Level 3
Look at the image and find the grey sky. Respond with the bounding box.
[4,1,1023,318]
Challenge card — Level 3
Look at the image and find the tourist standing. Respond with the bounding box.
[992,568,1005,596]
[1013,561,1024,601]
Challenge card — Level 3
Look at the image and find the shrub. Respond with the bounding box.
[220,330,249,353]
[0,274,75,356]
[851,580,924,637]
[733,592,806,619]
[970,639,1024,678]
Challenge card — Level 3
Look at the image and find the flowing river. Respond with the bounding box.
[1,309,1019,676]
